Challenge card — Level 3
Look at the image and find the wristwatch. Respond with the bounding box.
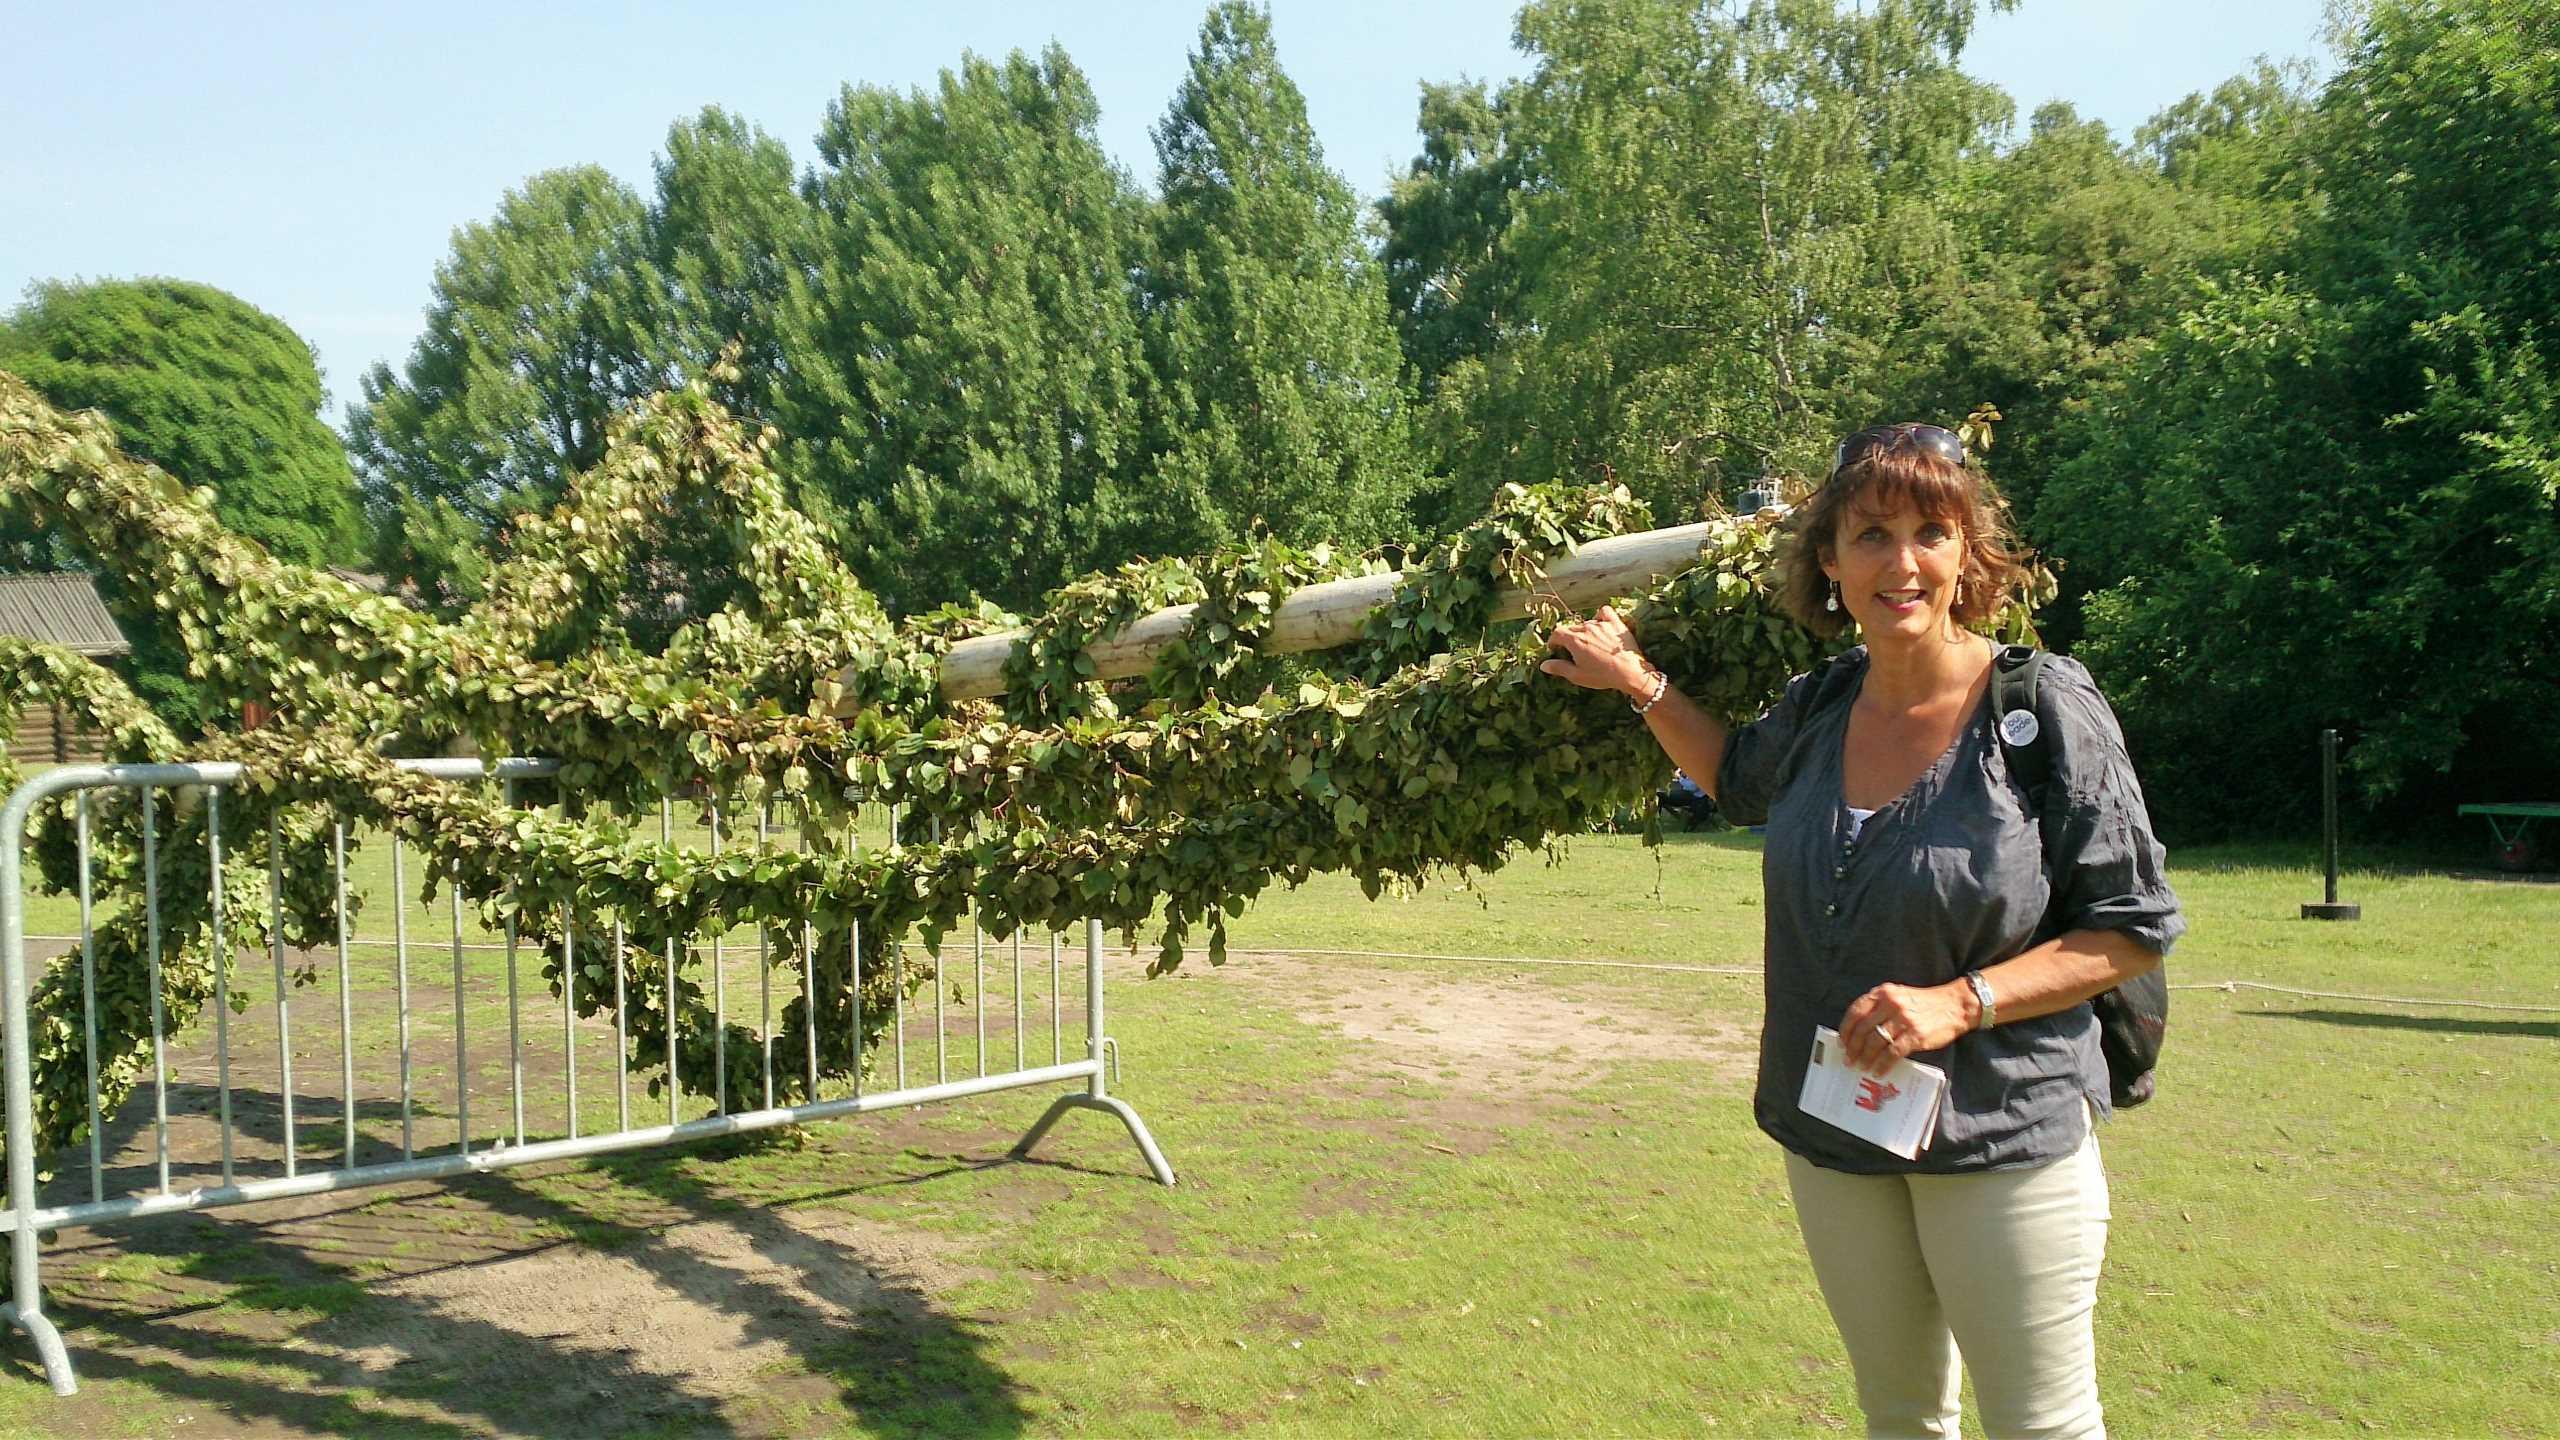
[1964,970,1998,1031]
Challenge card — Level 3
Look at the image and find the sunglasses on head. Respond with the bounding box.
[1830,423,1966,478]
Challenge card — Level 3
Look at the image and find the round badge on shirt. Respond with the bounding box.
[1999,709,2040,747]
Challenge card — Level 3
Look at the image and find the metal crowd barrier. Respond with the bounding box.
[0,759,1174,1396]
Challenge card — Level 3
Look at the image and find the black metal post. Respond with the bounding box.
[2302,727,2360,920]
[2323,729,2340,903]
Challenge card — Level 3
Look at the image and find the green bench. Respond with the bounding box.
[2458,802,2560,871]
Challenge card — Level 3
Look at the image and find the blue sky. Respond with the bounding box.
[0,1,2336,422]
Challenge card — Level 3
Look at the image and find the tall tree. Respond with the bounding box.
[2035,0,2560,834]
[1862,94,2289,535]
[1143,1,1422,553]
[1399,0,2012,525]
[1377,78,1525,400]
[0,277,364,725]
[780,48,1164,612]
[648,107,816,438]
[347,166,667,610]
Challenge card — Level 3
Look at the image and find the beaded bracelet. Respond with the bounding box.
[1630,669,1670,715]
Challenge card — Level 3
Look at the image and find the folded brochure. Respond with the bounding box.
[1798,1026,1947,1159]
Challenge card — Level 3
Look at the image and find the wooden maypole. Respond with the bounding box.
[879,518,1762,706]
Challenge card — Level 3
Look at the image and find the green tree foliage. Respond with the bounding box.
[1408,0,2014,525]
[780,48,1164,614]
[1143,1,1423,556]
[2035,0,2560,834]
[0,277,363,725]
[346,165,668,611]
[1378,78,1523,401]
[648,107,814,438]
[1865,86,2308,532]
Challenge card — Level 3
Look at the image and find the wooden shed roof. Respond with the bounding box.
[0,573,130,657]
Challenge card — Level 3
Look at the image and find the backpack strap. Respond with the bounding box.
[1989,644,2067,935]
[1769,649,1868,793]
[1801,648,1865,713]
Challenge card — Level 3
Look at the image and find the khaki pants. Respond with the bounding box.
[1784,1119,2110,1440]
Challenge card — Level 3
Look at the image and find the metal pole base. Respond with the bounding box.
[1012,1093,1177,1187]
[2300,902,2362,921]
[1,1302,76,1395]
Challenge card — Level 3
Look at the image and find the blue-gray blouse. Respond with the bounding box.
[1714,646,2185,1174]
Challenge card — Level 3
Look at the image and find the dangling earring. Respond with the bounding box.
[1825,582,1840,614]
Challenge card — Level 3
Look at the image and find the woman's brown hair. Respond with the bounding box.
[1779,431,2035,641]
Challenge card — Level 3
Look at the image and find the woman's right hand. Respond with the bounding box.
[1540,605,1657,697]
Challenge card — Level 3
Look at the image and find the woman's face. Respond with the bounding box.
[1822,503,1967,645]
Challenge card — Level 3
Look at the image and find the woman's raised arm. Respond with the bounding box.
[1540,606,1732,799]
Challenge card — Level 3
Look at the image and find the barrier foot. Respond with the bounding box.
[1,1302,76,1395]
[1012,1094,1177,1187]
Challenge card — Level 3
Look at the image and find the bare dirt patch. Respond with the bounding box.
[1213,949,1755,1090]
[344,1203,985,1396]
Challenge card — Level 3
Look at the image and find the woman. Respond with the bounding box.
[1542,422,2183,1439]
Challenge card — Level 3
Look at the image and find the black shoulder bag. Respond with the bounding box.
[1988,645,2170,1109]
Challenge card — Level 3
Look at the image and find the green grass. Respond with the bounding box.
[0,829,2552,1436]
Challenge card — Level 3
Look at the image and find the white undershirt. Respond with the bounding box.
[1845,805,1877,841]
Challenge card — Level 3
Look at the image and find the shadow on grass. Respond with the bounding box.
[2242,1008,2560,1040]
[2164,837,2560,883]
[480,1135,1052,1437]
[46,1082,422,1211]
[7,1194,737,1436]
[6,1081,1046,1437]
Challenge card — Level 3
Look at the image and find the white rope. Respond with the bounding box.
[2164,980,2560,1015]
[1216,945,1759,977]
[1260,951,2560,1011]
[30,934,2555,1013]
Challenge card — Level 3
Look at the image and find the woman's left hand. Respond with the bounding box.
[1837,982,1976,1075]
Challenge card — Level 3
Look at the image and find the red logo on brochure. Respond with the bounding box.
[1854,1077,1901,1112]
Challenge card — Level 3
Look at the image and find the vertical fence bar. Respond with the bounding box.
[612,916,629,1133]
[709,802,725,1117]
[561,915,578,1140]
[203,789,231,1183]
[1012,932,1023,1074]
[1051,933,1062,1068]
[332,821,357,1169]
[1085,919,1105,1099]
[932,820,945,1088]
[504,779,523,1147]
[759,805,774,1111]
[269,817,296,1179]
[662,800,679,1127]
[802,802,818,1102]
[890,803,906,1090]
[973,905,985,1080]
[206,791,233,1188]
[393,838,414,1161]
[449,863,469,1158]
[4,779,76,1392]
[141,790,168,1194]
[851,919,864,1100]
[76,795,102,1204]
